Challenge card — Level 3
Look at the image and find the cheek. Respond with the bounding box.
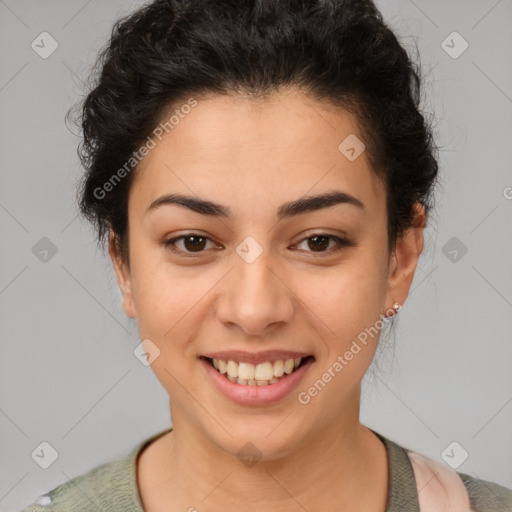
[128,228,213,334]
[305,257,388,328]
[130,258,216,359]
[134,276,199,340]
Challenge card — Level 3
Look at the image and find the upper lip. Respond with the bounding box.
[201,350,313,365]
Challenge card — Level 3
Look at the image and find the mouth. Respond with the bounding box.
[199,355,315,387]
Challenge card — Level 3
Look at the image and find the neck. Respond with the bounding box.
[138,390,388,512]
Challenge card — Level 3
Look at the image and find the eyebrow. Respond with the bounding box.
[146,190,365,220]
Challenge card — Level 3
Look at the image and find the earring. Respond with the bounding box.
[385,301,402,318]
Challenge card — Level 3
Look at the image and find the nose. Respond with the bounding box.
[215,247,294,336]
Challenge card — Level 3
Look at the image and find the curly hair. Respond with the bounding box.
[74,0,439,266]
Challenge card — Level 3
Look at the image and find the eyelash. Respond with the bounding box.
[163,232,355,257]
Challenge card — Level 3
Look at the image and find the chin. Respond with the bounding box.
[205,415,308,464]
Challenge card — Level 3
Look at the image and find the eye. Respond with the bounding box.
[164,233,219,256]
[164,232,354,257]
[293,233,355,255]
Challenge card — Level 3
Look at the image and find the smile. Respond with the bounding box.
[204,356,313,386]
[199,352,316,406]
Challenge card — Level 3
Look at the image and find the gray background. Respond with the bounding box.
[1,0,511,510]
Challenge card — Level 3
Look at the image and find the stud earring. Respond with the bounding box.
[385,301,402,318]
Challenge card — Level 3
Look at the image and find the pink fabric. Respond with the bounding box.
[407,450,473,512]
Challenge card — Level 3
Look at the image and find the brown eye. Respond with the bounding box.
[307,235,330,252]
[164,234,216,255]
[295,233,355,255]
[182,235,207,252]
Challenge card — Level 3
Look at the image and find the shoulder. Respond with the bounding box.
[371,428,511,512]
[17,453,141,512]
[457,471,512,512]
[406,448,512,512]
[17,427,173,512]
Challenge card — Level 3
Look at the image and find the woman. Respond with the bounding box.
[20,0,511,511]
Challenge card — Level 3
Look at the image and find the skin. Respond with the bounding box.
[109,88,426,512]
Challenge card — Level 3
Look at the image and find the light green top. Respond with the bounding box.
[19,427,512,511]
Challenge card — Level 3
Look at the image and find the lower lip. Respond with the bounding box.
[199,357,314,406]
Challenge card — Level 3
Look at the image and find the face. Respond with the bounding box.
[110,88,424,459]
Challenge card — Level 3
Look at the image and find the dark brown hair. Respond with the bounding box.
[74,0,439,266]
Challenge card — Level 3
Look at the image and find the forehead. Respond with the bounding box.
[129,89,385,218]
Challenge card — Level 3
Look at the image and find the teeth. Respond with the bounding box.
[273,360,284,377]
[210,357,305,385]
[218,359,228,374]
[226,360,238,378]
[238,362,255,380]
[254,362,274,381]
[283,359,294,374]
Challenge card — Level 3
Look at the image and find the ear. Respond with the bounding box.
[384,203,426,309]
[108,228,137,319]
